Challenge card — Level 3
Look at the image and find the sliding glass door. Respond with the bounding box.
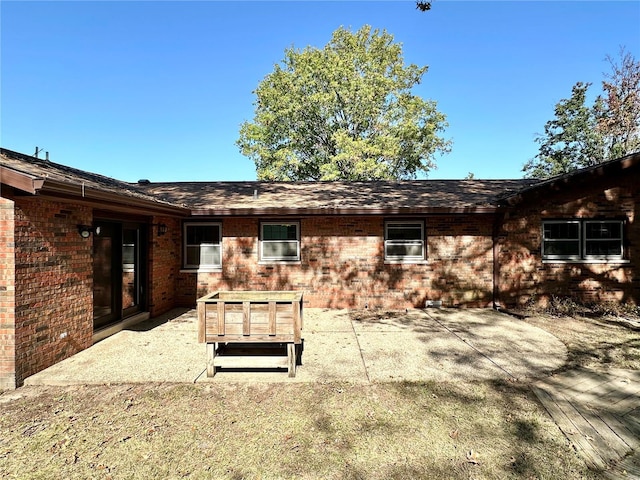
[93,220,147,330]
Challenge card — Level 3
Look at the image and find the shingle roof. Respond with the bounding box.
[0,148,186,214]
[501,150,640,205]
[139,179,540,214]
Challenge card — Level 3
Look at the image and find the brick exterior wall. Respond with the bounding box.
[177,214,496,309]
[12,197,94,387]
[148,216,182,316]
[498,167,639,307]
[0,196,16,390]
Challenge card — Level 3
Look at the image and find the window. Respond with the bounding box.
[584,221,623,258]
[542,220,624,261]
[183,222,221,269]
[385,221,425,261]
[260,222,300,262]
[542,221,581,259]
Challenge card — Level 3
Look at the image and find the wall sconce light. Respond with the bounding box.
[77,225,101,238]
[156,223,168,236]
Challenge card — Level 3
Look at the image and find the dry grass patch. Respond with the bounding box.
[522,313,640,371]
[0,380,597,480]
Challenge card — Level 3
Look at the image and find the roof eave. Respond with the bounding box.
[0,166,45,194]
[7,174,190,217]
[189,205,499,217]
[502,151,640,206]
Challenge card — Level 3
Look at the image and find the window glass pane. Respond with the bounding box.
[187,225,219,244]
[184,224,221,268]
[585,222,621,239]
[585,240,621,256]
[386,243,423,257]
[186,245,221,266]
[122,245,135,265]
[186,246,200,266]
[387,224,422,240]
[544,222,579,239]
[199,245,221,265]
[263,224,297,241]
[543,240,580,257]
[263,241,298,259]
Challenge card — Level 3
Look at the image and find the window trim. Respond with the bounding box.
[542,219,625,262]
[384,220,426,263]
[583,220,624,260]
[183,221,222,270]
[541,220,581,261]
[259,221,300,262]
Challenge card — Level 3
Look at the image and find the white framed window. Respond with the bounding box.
[384,221,425,262]
[584,221,623,260]
[542,219,624,261]
[183,222,222,269]
[260,222,300,262]
[542,221,581,260]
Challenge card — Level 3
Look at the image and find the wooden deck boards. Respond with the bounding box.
[533,368,640,478]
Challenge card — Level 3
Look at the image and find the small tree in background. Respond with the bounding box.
[524,48,640,179]
[237,25,450,181]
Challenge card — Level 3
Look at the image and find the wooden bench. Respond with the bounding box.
[197,291,303,377]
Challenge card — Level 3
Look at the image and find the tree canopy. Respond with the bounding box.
[524,48,640,179]
[237,25,450,181]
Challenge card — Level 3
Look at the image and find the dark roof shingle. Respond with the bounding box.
[140,179,540,214]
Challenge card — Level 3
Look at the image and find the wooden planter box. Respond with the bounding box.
[197,291,303,377]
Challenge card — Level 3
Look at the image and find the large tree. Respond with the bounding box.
[237,25,450,181]
[595,49,640,159]
[524,48,640,179]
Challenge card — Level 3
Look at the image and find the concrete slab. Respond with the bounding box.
[24,307,568,386]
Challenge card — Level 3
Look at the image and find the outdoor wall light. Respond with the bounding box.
[156,223,168,236]
[77,225,101,238]
[77,225,92,238]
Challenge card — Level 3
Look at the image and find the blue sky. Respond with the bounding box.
[2,1,639,182]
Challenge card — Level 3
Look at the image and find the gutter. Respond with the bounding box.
[36,178,190,216]
[1,165,189,217]
[190,206,500,217]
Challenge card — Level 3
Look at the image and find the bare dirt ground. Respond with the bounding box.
[1,309,637,480]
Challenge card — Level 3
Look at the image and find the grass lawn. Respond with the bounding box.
[1,312,636,480]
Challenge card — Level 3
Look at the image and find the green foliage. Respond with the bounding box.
[237,25,450,181]
[524,48,640,179]
[523,83,603,178]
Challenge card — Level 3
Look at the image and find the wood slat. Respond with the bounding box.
[572,403,633,460]
[197,301,205,343]
[269,301,277,336]
[206,334,295,343]
[243,302,251,336]
[593,409,640,452]
[206,343,216,377]
[287,343,296,378]
[293,301,301,343]
[532,386,606,470]
[214,355,289,369]
[217,301,225,336]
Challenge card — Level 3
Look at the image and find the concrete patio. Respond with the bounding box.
[24,307,567,385]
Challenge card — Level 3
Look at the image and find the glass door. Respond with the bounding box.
[122,223,146,318]
[93,221,120,329]
[93,220,147,331]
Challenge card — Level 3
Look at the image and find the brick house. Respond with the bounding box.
[1,147,638,389]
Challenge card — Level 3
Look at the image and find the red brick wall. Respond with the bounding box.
[0,196,16,390]
[148,216,181,316]
[12,197,94,386]
[177,214,496,309]
[498,168,639,306]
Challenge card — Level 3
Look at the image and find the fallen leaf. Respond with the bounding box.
[466,449,480,464]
